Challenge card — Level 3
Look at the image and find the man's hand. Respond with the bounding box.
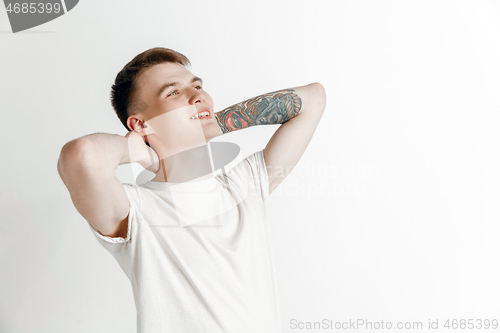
[125,130,160,173]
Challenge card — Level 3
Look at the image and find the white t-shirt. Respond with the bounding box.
[88,149,281,333]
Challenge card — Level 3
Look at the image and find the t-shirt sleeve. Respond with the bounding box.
[225,149,270,206]
[86,183,142,254]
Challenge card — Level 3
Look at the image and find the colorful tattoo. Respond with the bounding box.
[215,89,302,134]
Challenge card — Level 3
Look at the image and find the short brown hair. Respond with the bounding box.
[111,47,191,131]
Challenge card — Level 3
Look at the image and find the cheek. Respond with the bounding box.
[147,108,190,135]
[204,93,214,108]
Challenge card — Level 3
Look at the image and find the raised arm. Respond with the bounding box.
[57,131,159,238]
[215,83,326,194]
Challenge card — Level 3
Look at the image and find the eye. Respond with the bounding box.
[194,85,202,90]
[167,90,179,97]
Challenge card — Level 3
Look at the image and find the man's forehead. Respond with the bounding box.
[141,62,192,83]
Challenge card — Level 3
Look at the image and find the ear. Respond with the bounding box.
[127,116,142,133]
[127,116,154,136]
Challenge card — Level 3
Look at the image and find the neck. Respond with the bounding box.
[151,144,213,183]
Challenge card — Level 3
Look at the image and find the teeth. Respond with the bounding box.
[191,111,210,119]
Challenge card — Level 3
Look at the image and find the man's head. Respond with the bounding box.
[111,47,219,154]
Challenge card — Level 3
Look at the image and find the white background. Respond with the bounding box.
[1,0,500,332]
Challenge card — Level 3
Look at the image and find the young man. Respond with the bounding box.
[57,47,326,333]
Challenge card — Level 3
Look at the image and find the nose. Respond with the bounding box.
[189,86,205,105]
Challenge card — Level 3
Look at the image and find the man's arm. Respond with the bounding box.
[57,131,159,238]
[215,83,326,194]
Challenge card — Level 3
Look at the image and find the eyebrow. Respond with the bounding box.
[156,76,203,98]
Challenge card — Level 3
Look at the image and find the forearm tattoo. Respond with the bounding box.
[215,89,302,134]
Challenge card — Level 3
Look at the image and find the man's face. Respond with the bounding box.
[129,62,220,156]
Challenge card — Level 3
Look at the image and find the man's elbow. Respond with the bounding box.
[308,82,327,111]
[57,138,93,184]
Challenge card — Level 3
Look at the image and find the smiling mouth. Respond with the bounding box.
[190,109,212,120]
